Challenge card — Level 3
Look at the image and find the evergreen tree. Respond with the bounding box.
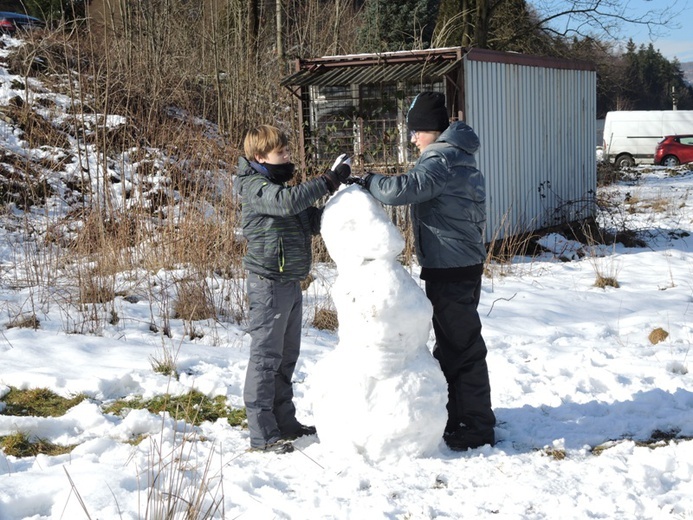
[357,0,440,52]
[621,42,693,110]
[23,0,88,23]
[435,0,553,52]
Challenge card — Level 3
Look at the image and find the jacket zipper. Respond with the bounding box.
[278,237,285,273]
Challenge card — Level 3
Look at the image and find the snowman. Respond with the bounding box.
[311,184,448,462]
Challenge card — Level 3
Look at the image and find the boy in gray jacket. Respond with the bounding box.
[237,125,350,453]
[362,93,496,451]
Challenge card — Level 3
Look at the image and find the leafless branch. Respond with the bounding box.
[532,0,683,41]
[486,292,517,317]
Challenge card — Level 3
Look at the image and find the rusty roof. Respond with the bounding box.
[281,47,464,87]
[280,47,594,87]
[281,59,461,87]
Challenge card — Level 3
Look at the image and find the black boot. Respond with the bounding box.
[444,427,494,451]
[281,424,317,440]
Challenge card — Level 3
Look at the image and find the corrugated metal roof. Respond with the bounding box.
[465,48,595,71]
[281,58,461,87]
[281,47,594,87]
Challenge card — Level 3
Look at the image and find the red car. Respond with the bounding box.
[655,135,693,166]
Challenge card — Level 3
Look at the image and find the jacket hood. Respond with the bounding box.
[237,156,260,177]
[437,121,480,155]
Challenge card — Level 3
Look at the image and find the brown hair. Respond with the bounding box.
[243,125,289,160]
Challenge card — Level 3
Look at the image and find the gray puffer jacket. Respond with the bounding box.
[367,121,486,269]
[236,157,330,281]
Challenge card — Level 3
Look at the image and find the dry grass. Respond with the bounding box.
[150,346,180,379]
[648,327,669,345]
[486,229,544,269]
[79,277,115,304]
[642,197,671,213]
[541,447,567,460]
[592,429,690,455]
[313,307,339,331]
[140,431,224,520]
[0,152,52,210]
[0,0,366,337]
[173,278,215,322]
[594,274,620,289]
[6,313,40,329]
[103,389,242,519]
[2,100,71,149]
[627,194,671,214]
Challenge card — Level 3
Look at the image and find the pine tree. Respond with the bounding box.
[357,0,440,52]
[617,40,693,111]
[23,0,88,22]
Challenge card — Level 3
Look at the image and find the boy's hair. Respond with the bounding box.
[244,125,289,160]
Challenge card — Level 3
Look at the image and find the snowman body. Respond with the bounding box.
[312,185,447,461]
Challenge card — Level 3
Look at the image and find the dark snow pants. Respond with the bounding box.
[425,277,496,435]
[243,272,304,448]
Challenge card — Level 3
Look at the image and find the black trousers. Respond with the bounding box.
[426,277,496,434]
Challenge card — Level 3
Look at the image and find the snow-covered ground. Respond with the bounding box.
[0,34,692,520]
[2,167,692,520]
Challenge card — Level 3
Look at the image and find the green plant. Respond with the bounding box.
[0,431,76,457]
[149,346,180,379]
[104,390,245,427]
[0,386,86,417]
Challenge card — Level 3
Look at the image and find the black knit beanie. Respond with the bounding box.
[406,92,449,132]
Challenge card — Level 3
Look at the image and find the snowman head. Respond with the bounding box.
[321,185,405,269]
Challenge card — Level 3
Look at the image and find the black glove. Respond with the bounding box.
[322,164,351,193]
[321,154,352,193]
[346,173,373,188]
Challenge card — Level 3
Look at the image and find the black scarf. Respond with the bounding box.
[263,162,295,184]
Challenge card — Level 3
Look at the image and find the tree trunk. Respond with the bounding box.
[475,0,489,48]
[248,0,259,48]
[276,0,284,59]
[461,0,473,47]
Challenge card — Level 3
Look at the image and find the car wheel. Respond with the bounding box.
[615,154,635,168]
[661,155,680,167]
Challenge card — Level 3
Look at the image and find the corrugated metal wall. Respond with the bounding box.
[463,56,597,243]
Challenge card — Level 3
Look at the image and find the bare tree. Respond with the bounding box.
[277,0,284,58]
[436,0,684,51]
[248,0,259,48]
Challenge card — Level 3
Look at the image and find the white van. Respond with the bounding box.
[603,110,693,167]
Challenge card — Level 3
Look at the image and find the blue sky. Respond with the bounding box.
[625,0,693,63]
[544,0,693,63]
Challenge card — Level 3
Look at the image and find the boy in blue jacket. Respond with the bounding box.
[362,93,496,451]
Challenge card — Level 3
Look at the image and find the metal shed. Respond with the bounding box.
[281,47,597,242]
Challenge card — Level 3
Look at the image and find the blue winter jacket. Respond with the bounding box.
[366,121,487,269]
